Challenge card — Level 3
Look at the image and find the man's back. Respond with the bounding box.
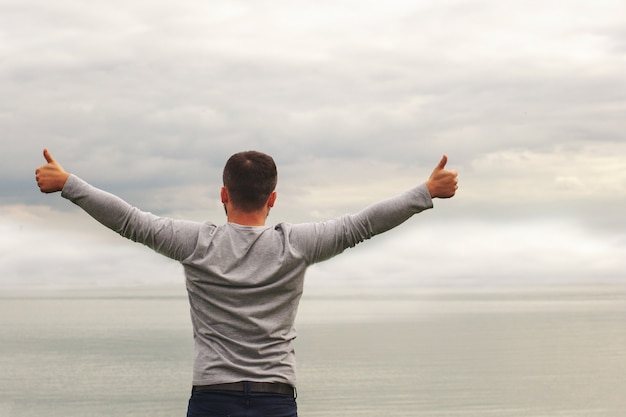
[184,222,307,386]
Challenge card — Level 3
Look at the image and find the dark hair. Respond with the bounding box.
[223,151,278,212]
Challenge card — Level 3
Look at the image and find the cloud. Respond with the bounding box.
[0,205,182,289]
[2,0,625,288]
[306,217,626,288]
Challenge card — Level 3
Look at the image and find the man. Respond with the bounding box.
[36,148,458,417]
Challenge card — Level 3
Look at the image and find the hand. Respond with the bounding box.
[425,154,458,199]
[35,148,70,193]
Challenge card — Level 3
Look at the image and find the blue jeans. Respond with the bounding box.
[187,386,298,417]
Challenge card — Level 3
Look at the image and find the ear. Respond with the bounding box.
[267,191,277,208]
[220,187,229,204]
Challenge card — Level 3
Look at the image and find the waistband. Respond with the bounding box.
[193,381,296,398]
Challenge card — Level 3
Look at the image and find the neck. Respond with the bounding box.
[226,209,269,226]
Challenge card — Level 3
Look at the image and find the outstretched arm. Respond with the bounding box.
[292,155,459,264]
[34,148,200,261]
[35,148,70,193]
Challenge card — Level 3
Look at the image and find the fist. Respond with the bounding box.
[426,155,458,199]
[35,148,70,193]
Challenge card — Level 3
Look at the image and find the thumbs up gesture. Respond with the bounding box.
[35,148,70,193]
[425,155,458,199]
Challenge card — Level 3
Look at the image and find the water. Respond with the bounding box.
[1,286,625,416]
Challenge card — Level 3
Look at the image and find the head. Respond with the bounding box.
[222,150,278,213]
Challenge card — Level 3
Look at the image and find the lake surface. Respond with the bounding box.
[1,285,625,416]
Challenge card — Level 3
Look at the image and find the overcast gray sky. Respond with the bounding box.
[2,0,625,289]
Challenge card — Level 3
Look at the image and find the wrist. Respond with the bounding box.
[58,172,70,192]
[425,180,436,198]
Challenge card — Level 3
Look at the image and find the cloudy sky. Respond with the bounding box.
[1,0,625,290]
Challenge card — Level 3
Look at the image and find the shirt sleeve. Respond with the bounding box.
[288,183,434,264]
[61,174,201,262]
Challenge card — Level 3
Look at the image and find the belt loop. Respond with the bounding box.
[243,381,250,395]
[293,386,297,399]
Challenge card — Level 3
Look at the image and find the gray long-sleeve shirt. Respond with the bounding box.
[61,174,433,386]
